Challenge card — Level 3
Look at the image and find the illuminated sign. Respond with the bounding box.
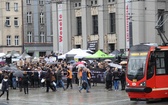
[130,52,148,56]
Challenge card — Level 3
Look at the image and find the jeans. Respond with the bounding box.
[57,80,65,90]
[113,80,119,90]
[12,77,17,89]
[79,80,89,92]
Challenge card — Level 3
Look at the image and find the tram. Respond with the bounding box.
[126,11,168,101]
[126,43,168,101]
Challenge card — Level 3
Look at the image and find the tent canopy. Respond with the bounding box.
[74,51,92,59]
[85,50,113,59]
[18,52,31,59]
[0,53,6,57]
[6,50,20,58]
[58,49,84,59]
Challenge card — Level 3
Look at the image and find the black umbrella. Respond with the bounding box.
[13,70,23,77]
[1,64,20,71]
[110,50,121,57]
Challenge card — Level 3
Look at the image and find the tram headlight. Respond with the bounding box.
[139,81,146,86]
[126,82,130,86]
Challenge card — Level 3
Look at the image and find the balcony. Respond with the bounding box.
[107,33,116,43]
[74,35,82,45]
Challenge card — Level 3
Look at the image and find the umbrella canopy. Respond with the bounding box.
[85,50,113,59]
[109,50,121,57]
[5,50,20,58]
[108,63,122,69]
[1,64,20,71]
[76,64,85,68]
[13,70,23,77]
[67,60,76,64]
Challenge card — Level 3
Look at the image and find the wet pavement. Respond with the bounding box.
[0,84,168,105]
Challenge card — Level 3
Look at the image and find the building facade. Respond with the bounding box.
[23,0,53,57]
[0,0,23,54]
[52,0,168,54]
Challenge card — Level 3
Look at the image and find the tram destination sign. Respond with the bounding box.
[130,52,148,56]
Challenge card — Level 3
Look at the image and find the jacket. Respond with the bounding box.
[1,79,9,91]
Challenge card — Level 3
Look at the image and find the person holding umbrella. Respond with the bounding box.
[0,75,9,100]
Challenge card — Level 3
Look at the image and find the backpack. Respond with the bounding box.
[82,81,87,89]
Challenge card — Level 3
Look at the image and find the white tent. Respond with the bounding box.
[18,52,31,59]
[74,52,92,59]
[0,53,5,57]
[58,49,85,59]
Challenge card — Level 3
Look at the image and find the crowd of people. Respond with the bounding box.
[0,56,126,100]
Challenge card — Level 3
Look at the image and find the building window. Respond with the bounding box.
[27,32,32,43]
[40,32,45,43]
[6,2,10,11]
[26,0,31,4]
[110,13,116,33]
[14,3,18,11]
[76,17,82,35]
[92,15,98,34]
[79,3,81,7]
[40,12,44,24]
[91,1,93,5]
[15,36,19,45]
[74,3,77,7]
[5,17,10,26]
[95,0,97,4]
[27,12,32,23]
[6,35,11,46]
[14,17,19,26]
[39,0,44,5]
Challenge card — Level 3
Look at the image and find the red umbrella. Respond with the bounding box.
[76,61,84,65]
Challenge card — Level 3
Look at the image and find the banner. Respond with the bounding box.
[87,40,98,51]
[58,4,63,53]
[125,0,132,52]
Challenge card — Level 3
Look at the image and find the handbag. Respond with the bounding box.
[0,83,2,90]
[41,78,45,83]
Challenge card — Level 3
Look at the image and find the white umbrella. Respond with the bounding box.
[108,63,122,69]
[76,64,85,68]
[104,59,112,62]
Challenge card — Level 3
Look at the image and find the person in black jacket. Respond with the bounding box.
[119,69,126,90]
[22,72,29,94]
[45,69,54,92]
[112,68,120,91]
[0,75,9,100]
[105,67,113,91]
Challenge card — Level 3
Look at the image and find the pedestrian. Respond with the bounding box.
[22,72,29,94]
[77,67,83,87]
[105,67,113,91]
[79,68,90,93]
[119,68,126,90]
[56,65,66,91]
[87,69,91,88]
[0,75,9,100]
[45,69,55,92]
[66,66,73,89]
[113,68,120,91]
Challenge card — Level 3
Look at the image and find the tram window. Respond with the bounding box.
[147,61,154,79]
[155,51,167,75]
